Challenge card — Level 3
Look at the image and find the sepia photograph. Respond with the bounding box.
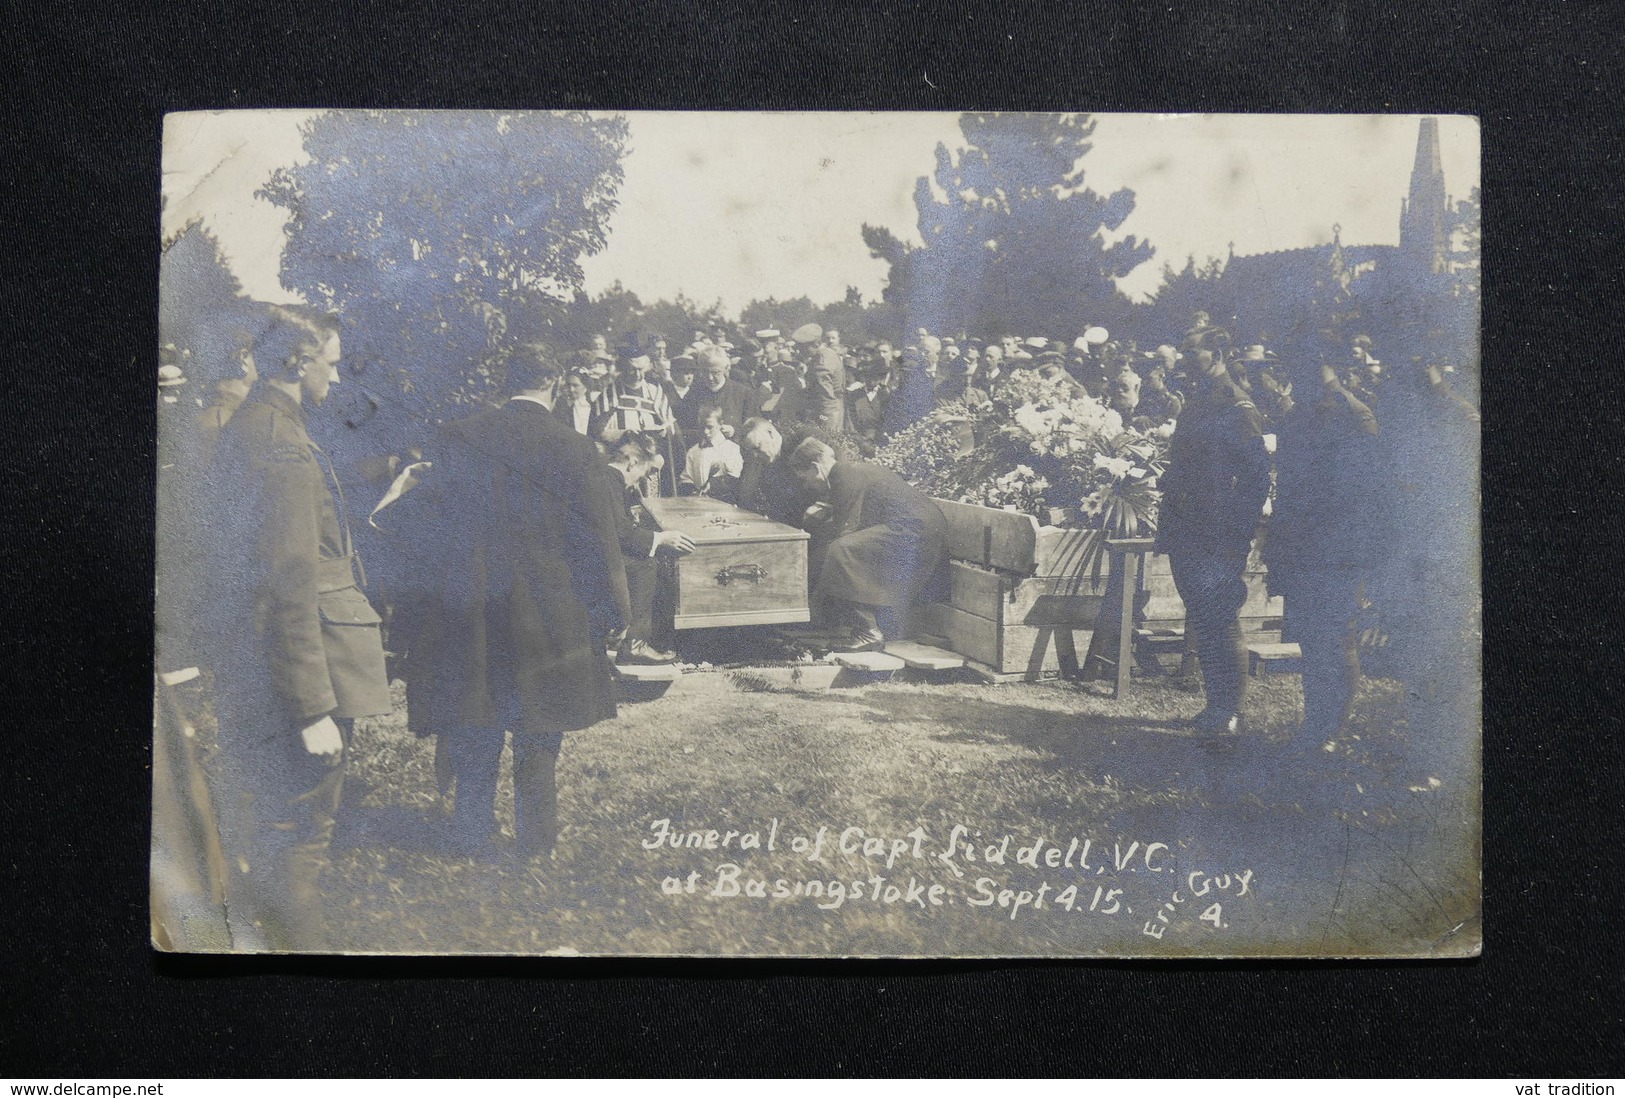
[152,109,1480,958]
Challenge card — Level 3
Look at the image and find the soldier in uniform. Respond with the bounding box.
[1154,347,1273,734]
[960,341,982,385]
[1374,355,1480,791]
[206,304,392,950]
[1263,362,1384,758]
[1135,359,1184,429]
[793,322,846,435]
[1240,344,1295,429]
[935,355,990,412]
[1109,361,1142,422]
[1037,345,1090,400]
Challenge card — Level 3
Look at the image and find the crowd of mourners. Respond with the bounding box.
[154,299,1479,951]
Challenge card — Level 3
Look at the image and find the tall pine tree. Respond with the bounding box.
[864,113,1154,341]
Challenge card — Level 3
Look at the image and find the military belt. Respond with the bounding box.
[316,553,362,594]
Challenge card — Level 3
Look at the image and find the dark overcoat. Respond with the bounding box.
[664,383,709,441]
[404,400,630,738]
[815,460,948,608]
[880,365,935,438]
[845,384,890,449]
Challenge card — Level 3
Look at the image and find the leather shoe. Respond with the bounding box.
[1189,707,1239,733]
[618,639,677,665]
[832,629,885,653]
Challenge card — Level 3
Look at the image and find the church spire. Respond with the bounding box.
[1399,116,1449,274]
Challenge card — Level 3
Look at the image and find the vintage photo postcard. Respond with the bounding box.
[153,110,1480,957]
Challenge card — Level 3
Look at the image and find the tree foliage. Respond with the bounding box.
[159,220,258,384]
[1135,254,1231,346]
[261,110,629,452]
[1309,232,1363,359]
[560,284,730,352]
[1448,185,1481,295]
[734,288,897,347]
[864,113,1154,341]
[738,295,819,338]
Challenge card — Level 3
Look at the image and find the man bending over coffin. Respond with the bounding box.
[788,437,947,653]
[592,432,696,666]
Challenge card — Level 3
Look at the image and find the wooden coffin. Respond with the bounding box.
[643,496,810,629]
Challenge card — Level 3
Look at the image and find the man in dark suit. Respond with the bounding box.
[1155,348,1273,735]
[881,345,941,439]
[695,346,761,437]
[206,304,392,949]
[976,342,1006,392]
[592,432,696,665]
[664,354,707,441]
[789,438,948,652]
[402,345,631,860]
[554,369,597,436]
[845,353,891,456]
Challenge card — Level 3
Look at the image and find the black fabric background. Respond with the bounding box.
[2,0,1621,1078]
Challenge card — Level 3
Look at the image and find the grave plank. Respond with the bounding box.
[832,651,907,672]
[883,640,965,670]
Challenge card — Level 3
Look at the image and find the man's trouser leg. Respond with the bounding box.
[275,722,348,951]
[623,555,659,645]
[1286,568,1363,746]
[829,601,879,636]
[512,731,563,859]
[433,733,456,798]
[443,727,505,853]
[1170,549,1250,719]
[216,704,348,951]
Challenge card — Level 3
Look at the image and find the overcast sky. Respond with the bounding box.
[162,111,1478,310]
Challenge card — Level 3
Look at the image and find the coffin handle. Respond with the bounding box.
[715,563,768,586]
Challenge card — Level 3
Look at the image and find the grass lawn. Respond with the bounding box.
[309,661,1479,958]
